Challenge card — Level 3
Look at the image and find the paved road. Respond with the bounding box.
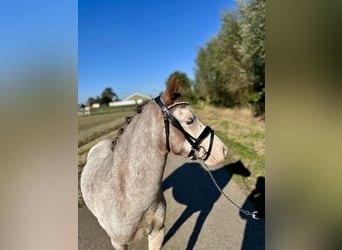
[79,153,264,250]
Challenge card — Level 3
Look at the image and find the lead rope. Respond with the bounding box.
[203,164,260,220]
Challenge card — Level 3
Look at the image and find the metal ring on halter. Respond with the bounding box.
[251,211,260,220]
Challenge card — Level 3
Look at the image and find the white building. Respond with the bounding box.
[109,93,152,107]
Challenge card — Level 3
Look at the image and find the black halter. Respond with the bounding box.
[154,95,215,161]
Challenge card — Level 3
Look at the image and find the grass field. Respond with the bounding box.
[78,104,265,204]
[193,106,265,192]
[78,110,135,166]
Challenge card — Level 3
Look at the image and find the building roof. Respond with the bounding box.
[124,93,152,101]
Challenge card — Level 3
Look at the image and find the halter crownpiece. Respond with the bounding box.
[153,95,214,161]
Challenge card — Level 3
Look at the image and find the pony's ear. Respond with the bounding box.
[162,76,180,105]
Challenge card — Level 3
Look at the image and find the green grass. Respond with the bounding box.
[78,111,134,143]
[217,131,259,159]
[193,107,265,191]
[215,127,265,191]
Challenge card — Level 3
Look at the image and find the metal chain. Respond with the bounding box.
[203,164,260,220]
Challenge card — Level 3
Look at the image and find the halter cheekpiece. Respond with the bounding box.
[153,95,214,161]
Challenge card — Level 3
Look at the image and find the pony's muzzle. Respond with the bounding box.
[204,136,228,166]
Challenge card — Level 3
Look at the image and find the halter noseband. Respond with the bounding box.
[154,95,214,161]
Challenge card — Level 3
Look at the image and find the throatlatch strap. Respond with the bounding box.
[164,114,170,151]
[154,96,171,151]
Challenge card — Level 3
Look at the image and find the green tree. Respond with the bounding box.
[194,0,265,115]
[195,11,245,107]
[195,37,225,105]
[100,87,118,105]
[87,97,96,106]
[237,0,265,115]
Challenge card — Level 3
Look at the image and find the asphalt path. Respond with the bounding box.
[79,153,264,250]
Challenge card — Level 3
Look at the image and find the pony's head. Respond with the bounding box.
[156,76,228,166]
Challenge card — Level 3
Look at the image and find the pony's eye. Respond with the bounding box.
[186,118,194,125]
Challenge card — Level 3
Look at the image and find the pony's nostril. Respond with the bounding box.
[223,145,228,158]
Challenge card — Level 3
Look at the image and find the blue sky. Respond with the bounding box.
[78,0,236,104]
[0,1,77,79]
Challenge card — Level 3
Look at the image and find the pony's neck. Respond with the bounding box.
[113,102,167,188]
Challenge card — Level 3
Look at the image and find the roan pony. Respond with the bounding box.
[81,77,228,249]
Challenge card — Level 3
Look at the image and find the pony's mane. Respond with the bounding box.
[111,101,149,151]
[110,92,182,151]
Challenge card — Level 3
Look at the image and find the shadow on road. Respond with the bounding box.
[240,176,265,250]
[162,160,250,249]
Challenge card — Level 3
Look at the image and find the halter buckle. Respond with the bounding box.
[188,149,197,160]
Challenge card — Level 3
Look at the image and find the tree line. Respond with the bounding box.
[169,0,265,115]
[194,0,265,115]
[87,0,264,115]
[87,87,120,106]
